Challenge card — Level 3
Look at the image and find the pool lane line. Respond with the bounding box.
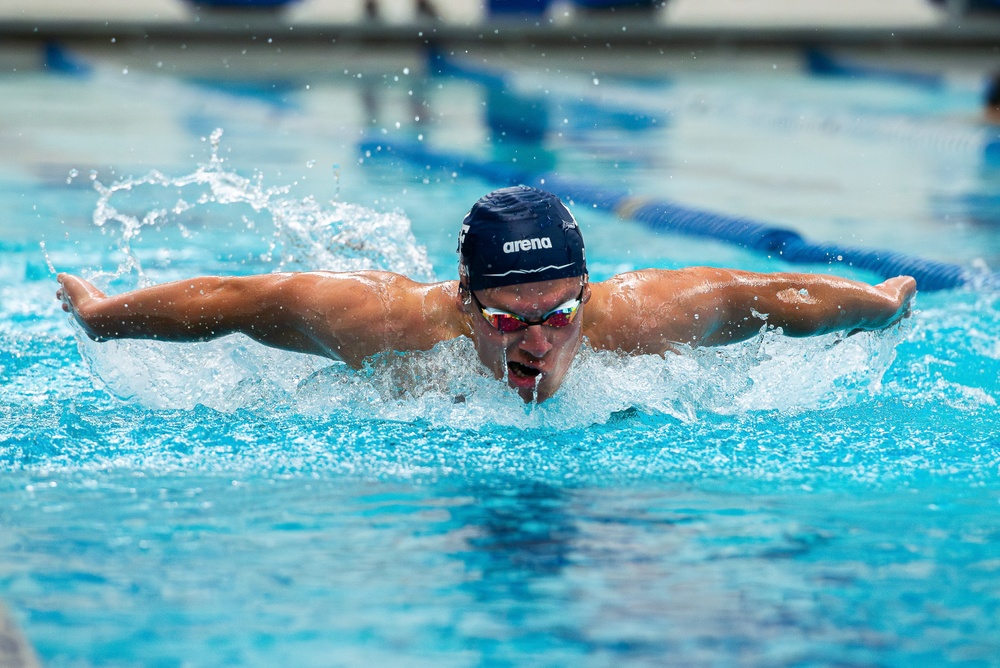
[359,137,974,292]
[43,42,93,76]
[0,603,41,668]
[804,48,948,90]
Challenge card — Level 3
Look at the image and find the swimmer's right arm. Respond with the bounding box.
[56,272,463,367]
[57,273,332,357]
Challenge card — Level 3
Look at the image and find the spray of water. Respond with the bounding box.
[85,129,434,288]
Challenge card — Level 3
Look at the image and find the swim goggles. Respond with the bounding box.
[471,288,584,333]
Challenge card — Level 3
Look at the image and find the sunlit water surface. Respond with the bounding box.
[2,52,1000,666]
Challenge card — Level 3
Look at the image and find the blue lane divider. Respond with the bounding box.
[804,49,946,90]
[43,43,93,76]
[360,138,975,291]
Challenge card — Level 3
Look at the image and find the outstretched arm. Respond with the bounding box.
[588,268,916,354]
[693,270,915,346]
[57,272,330,354]
[56,271,462,366]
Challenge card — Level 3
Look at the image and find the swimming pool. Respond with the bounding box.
[2,39,1000,665]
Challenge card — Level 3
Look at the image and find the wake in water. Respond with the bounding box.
[65,131,913,427]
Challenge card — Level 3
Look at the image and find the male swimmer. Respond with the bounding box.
[57,186,916,403]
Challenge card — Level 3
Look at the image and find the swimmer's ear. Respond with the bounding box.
[456,264,474,309]
[457,281,474,311]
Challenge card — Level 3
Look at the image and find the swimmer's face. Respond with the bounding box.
[462,277,590,403]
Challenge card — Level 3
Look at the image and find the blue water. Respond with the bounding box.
[2,46,1000,665]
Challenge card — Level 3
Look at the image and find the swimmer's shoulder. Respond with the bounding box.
[587,268,692,310]
[382,276,468,349]
[286,271,466,356]
[584,268,721,354]
[268,271,461,328]
[323,272,468,344]
[590,267,733,300]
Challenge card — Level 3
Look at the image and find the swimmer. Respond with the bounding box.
[57,186,916,403]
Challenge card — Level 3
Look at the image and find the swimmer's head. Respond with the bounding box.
[457,186,587,291]
[457,187,589,403]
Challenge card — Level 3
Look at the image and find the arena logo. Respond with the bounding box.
[503,237,553,253]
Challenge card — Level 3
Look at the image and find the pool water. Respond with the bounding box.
[2,44,1000,665]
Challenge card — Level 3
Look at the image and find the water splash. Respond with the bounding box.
[84,128,434,290]
[80,321,908,429]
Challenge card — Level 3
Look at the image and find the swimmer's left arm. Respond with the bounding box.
[672,270,916,345]
[696,271,915,346]
[596,268,916,352]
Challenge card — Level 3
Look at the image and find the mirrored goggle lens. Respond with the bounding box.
[482,303,580,333]
[541,307,577,327]
[490,313,530,333]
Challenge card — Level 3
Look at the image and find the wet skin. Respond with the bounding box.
[459,277,591,403]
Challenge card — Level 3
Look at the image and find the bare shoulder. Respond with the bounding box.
[289,271,458,315]
[584,268,722,353]
[273,271,466,363]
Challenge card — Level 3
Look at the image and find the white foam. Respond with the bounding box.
[80,324,907,428]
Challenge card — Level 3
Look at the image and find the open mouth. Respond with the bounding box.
[508,361,542,379]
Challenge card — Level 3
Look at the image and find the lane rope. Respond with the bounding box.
[360,138,978,291]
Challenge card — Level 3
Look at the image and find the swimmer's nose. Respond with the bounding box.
[518,324,552,357]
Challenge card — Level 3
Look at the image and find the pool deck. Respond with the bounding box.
[2,0,1000,49]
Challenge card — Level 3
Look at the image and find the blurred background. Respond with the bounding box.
[1,0,996,26]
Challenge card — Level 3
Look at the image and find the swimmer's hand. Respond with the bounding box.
[846,275,916,336]
[56,273,109,341]
[875,276,917,322]
[872,275,916,325]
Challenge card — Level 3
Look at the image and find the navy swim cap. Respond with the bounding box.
[458,186,587,291]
